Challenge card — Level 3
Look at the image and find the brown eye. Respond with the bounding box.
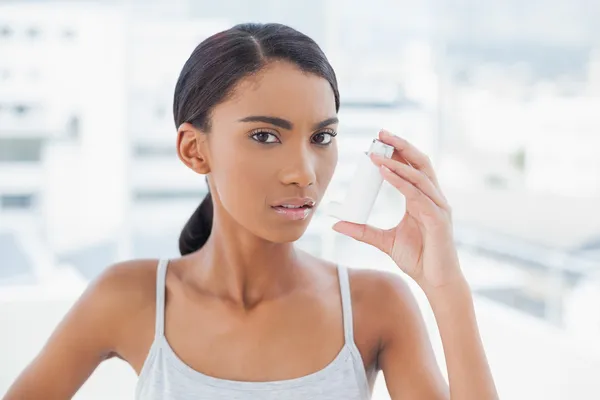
[312,131,336,145]
[251,131,280,144]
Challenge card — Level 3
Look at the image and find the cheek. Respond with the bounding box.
[212,147,273,211]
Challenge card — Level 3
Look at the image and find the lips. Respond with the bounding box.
[271,197,316,221]
[271,197,316,208]
[271,205,313,220]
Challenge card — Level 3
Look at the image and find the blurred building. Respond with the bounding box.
[0,3,236,277]
[124,17,232,261]
[0,2,129,282]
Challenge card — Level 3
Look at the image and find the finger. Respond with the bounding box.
[378,129,442,190]
[372,154,450,212]
[379,164,443,218]
[332,221,392,254]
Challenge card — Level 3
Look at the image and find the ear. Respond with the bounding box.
[177,122,211,174]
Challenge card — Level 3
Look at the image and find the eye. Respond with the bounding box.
[250,130,280,144]
[312,130,337,145]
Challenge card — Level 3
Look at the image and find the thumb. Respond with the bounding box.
[332,221,388,253]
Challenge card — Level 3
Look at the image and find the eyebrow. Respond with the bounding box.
[238,116,339,131]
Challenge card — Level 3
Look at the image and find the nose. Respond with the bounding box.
[279,147,316,188]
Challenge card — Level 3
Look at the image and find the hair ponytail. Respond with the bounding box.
[179,190,213,255]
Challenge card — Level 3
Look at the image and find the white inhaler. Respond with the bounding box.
[329,138,395,224]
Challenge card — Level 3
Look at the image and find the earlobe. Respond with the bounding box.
[176,122,211,174]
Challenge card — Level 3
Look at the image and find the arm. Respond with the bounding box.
[377,272,450,400]
[424,278,497,400]
[3,261,149,400]
[378,272,498,400]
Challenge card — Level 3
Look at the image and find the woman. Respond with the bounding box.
[4,23,498,399]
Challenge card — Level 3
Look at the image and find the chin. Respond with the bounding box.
[260,219,311,244]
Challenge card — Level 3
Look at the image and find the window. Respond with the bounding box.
[133,143,175,158]
[61,28,77,40]
[133,189,206,202]
[0,194,35,210]
[26,27,40,39]
[0,138,43,162]
[0,26,12,38]
[14,104,31,116]
[67,116,80,140]
[0,232,33,282]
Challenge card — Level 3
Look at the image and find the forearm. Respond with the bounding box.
[423,276,499,400]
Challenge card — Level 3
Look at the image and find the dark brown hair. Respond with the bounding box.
[174,23,340,255]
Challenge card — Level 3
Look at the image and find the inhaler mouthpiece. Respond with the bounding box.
[328,138,394,224]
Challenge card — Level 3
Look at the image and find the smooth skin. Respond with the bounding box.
[4,60,497,400]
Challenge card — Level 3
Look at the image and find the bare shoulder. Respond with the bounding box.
[90,258,159,307]
[346,267,423,361]
[78,258,160,327]
[347,267,417,314]
[85,259,160,356]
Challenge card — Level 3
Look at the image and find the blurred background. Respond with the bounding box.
[1,0,600,399]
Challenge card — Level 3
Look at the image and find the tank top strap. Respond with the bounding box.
[336,265,354,344]
[155,259,170,339]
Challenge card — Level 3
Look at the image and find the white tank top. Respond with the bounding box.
[135,259,372,399]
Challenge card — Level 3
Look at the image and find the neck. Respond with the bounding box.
[189,215,306,308]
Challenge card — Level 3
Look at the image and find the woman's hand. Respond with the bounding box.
[332,129,463,291]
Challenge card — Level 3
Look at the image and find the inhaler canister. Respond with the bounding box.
[329,139,394,224]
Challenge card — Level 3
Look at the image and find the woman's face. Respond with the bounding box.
[199,61,338,243]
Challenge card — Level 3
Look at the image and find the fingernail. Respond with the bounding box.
[380,129,397,138]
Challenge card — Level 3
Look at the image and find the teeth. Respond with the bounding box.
[281,205,303,209]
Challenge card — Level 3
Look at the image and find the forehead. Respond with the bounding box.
[214,60,337,122]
